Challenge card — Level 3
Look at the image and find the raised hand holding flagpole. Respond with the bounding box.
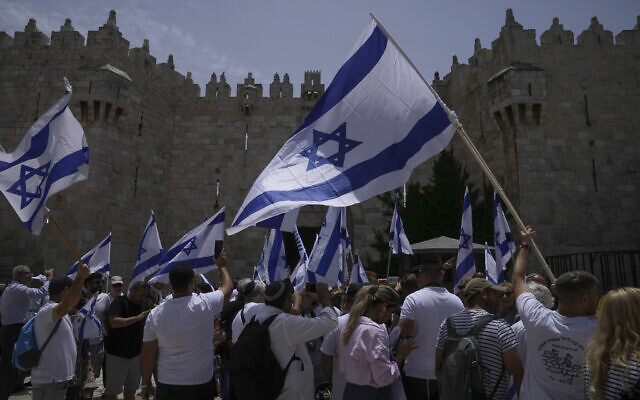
[369,13,555,281]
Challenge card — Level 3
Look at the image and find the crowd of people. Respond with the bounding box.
[0,228,639,400]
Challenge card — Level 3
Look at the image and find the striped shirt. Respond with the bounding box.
[437,309,518,400]
[584,354,640,400]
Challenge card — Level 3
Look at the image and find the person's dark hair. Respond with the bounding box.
[264,280,293,309]
[130,281,150,292]
[554,270,598,303]
[197,282,213,293]
[49,276,73,296]
[84,272,103,286]
[400,273,419,295]
[169,264,195,292]
[344,283,364,304]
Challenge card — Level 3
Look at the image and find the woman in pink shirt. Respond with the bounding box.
[340,285,416,399]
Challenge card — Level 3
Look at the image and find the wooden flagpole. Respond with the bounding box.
[47,212,84,266]
[369,13,556,282]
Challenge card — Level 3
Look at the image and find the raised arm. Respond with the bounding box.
[53,264,89,321]
[215,250,233,300]
[512,226,536,299]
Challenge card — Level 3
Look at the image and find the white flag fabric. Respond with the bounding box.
[494,191,516,273]
[66,234,111,279]
[350,250,369,284]
[129,211,164,292]
[389,194,413,255]
[307,207,343,285]
[291,232,319,292]
[149,207,225,284]
[77,294,103,340]
[227,18,455,235]
[265,229,289,283]
[255,208,300,233]
[454,187,475,293]
[484,242,503,284]
[0,78,89,234]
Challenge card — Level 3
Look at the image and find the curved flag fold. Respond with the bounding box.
[66,233,111,279]
[129,211,163,292]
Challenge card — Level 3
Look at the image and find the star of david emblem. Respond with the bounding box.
[300,122,362,171]
[182,237,198,256]
[7,162,51,209]
[136,246,146,262]
[459,228,471,250]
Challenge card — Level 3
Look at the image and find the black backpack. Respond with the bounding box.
[439,314,504,400]
[229,314,301,400]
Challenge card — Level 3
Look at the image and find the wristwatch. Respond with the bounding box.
[519,243,530,250]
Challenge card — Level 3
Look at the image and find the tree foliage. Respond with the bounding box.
[367,149,494,275]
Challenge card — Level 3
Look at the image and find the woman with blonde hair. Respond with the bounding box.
[339,285,415,399]
[584,287,640,399]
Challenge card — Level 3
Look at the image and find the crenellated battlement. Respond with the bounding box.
[0,10,325,101]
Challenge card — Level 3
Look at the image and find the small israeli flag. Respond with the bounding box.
[129,211,163,292]
[389,194,413,255]
[484,242,503,284]
[0,78,89,234]
[228,18,456,235]
[494,191,516,272]
[66,234,111,279]
[307,207,343,285]
[77,294,103,340]
[254,235,269,282]
[291,232,318,292]
[265,229,289,283]
[350,250,369,284]
[454,187,475,293]
[149,207,225,284]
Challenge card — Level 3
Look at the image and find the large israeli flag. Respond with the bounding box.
[265,229,289,283]
[484,242,503,284]
[0,78,89,234]
[454,187,475,293]
[494,192,516,273]
[149,207,225,284]
[350,250,369,284]
[66,234,111,279]
[129,211,164,292]
[389,194,413,255]
[228,18,456,235]
[307,207,343,285]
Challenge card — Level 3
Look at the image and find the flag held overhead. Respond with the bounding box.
[228,18,455,235]
[66,233,111,279]
[149,207,225,284]
[129,211,163,292]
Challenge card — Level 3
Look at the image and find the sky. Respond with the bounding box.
[1,0,638,96]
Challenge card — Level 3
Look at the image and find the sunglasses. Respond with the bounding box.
[502,291,513,297]
[458,285,466,290]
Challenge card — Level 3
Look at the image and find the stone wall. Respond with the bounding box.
[1,9,639,281]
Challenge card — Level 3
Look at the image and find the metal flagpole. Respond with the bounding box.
[369,12,556,282]
[47,212,84,266]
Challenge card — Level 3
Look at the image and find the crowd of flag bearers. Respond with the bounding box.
[1,14,639,400]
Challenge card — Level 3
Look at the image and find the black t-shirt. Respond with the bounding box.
[105,296,144,358]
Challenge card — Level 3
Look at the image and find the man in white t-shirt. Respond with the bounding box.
[140,253,232,399]
[512,227,598,400]
[399,260,463,400]
[230,280,266,343]
[320,283,364,400]
[31,264,90,400]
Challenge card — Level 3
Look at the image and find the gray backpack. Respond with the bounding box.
[439,315,503,400]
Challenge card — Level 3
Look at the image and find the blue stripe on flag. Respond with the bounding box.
[24,147,90,231]
[455,255,475,282]
[293,27,388,136]
[314,219,342,277]
[233,103,450,227]
[0,106,69,172]
[267,231,284,282]
[131,253,163,278]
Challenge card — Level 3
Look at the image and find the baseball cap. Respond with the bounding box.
[110,275,124,285]
[464,278,506,301]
